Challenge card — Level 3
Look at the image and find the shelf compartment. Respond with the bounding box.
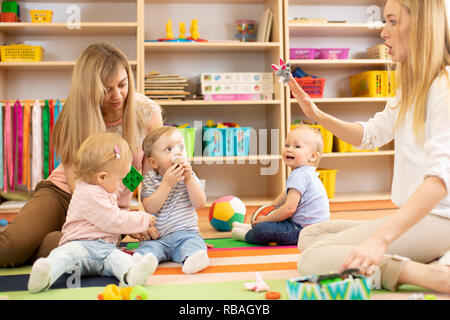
[0,60,138,70]
[144,41,281,53]
[290,59,392,69]
[289,23,385,37]
[0,22,138,36]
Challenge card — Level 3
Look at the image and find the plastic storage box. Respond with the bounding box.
[29,10,53,23]
[2,1,19,17]
[295,77,326,98]
[0,11,19,22]
[316,168,338,198]
[291,123,333,153]
[234,127,251,156]
[203,127,223,157]
[349,71,396,98]
[290,48,316,59]
[178,128,196,158]
[0,44,44,62]
[316,48,350,60]
[367,44,392,60]
[334,137,378,153]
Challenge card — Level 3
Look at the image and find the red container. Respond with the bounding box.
[0,12,19,22]
[295,77,326,98]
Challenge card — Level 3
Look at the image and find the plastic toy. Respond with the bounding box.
[250,204,277,225]
[154,19,207,43]
[179,22,186,39]
[271,58,291,85]
[187,19,208,42]
[209,195,246,231]
[0,219,8,227]
[122,165,144,192]
[98,284,149,300]
[265,291,281,300]
[166,19,174,39]
[286,269,371,300]
[244,272,270,292]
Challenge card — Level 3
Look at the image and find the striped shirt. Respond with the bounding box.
[141,170,201,237]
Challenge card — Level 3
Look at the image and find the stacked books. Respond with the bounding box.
[144,71,190,100]
[200,72,274,101]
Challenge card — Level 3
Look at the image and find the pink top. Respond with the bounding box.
[47,92,162,206]
[59,180,151,246]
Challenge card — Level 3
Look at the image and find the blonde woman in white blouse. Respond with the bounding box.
[288,0,450,293]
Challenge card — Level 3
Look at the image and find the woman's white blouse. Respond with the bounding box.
[357,67,450,219]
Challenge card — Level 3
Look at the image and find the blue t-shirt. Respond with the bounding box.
[286,166,330,227]
[141,170,202,237]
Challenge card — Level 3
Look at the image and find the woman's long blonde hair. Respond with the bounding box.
[53,42,139,165]
[391,0,450,145]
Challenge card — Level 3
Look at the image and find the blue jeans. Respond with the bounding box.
[245,219,303,245]
[45,239,134,288]
[135,230,206,264]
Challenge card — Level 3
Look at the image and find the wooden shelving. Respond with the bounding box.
[0,22,138,36]
[144,41,281,53]
[0,61,138,70]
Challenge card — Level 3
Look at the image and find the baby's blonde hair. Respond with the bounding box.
[75,132,132,182]
[142,126,179,159]
[290,125,324,166]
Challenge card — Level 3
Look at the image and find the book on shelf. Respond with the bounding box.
[145,71,190,100]
[256,8,273,42]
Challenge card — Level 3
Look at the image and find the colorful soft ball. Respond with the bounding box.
[209,195,246,231]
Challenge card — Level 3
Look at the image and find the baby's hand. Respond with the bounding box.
[253,215,267,225]
[183,162,193,181]
[148,214,156,226]
[162,164,185,187]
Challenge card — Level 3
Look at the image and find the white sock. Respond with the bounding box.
[182,250,210,274]
[125,253,158,286]
[28,258,51,293]
[232,227,249,242]
[232,222,252,232]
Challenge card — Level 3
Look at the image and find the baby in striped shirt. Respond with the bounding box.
[135,126,210,274]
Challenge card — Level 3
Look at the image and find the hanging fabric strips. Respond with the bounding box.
[48,99,54,174]
[42,99,50,179]
[53,99,62,168]
[4,101,13,192]
[0,101,3,190]
[22,100,31,190]
[15,100,24,185]
[31,99,43,190]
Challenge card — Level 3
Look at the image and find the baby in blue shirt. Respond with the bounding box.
[232,125,330,245]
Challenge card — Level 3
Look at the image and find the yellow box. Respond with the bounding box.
[334,136,378,153]
[30,10,53,23]
[349,71,396,98]
[0,45,44,62]
[290,123,333,153]
[317,168,338,199]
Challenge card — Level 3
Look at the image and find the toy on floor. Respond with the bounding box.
[265,291,281,300]
[98,284,149,300]
[0,219,8,227]
[286,269,371,300]
[271,58,291,85]
[209,195,246,231]
[122,165,144,192]
[244,272,270,292]
[250,204,277,226]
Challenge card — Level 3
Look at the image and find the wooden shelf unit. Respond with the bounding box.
[284,0,394,202]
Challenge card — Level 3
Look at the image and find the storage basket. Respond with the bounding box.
[290,123,333,153]
[367,44,392,60]
[295,77,326,98]
[203,127,224,157]
[178,128,196,158]
[349,71,396,98]
[0,44,44,62]
[0,11,19,22]
[316,168,338,199]
[29,10,53,23]
[316,48,350,60]
[290,48,316,59]
[333,136,378,153]
[2,1,19,17]
[234,127,251,156]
